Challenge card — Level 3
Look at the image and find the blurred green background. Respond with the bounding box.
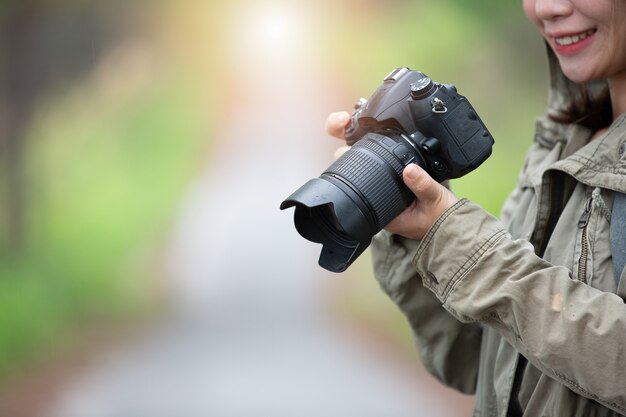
[0,0,547,394]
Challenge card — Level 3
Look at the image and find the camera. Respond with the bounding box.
[280,67,494,273]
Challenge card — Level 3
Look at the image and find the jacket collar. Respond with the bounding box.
[551,113,626,194]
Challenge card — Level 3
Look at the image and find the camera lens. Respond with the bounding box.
[281,68,494,273]
[324,133,416,230]
[280,132,423,272]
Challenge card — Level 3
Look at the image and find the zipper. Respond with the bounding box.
[577,197,593,283]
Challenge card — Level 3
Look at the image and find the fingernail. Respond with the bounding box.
[405,164,419,180]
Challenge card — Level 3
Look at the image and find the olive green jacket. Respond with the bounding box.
[371,50,626,416]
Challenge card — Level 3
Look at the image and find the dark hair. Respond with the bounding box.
[549,86,612,130]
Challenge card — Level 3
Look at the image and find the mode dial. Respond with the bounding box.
[410,77,435,99]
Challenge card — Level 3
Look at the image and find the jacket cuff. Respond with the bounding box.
[371,230,422,298]
[412,199,509,304]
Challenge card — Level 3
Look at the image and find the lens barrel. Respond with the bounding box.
[280,131,423,272]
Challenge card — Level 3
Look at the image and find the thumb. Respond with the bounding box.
[402,164,446,204]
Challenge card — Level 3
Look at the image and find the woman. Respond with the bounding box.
[326,0,626,415]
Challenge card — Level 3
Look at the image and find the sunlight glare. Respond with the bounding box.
[229,2,310,66]
[258,8,295,44]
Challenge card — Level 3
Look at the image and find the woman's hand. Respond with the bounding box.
[385,164,458,240]
[324,111,458,240]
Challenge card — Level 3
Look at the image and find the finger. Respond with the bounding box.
[402,164,448,204]
[333,146,351,160]
[325,112,351,139]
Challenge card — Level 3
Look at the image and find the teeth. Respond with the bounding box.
[555,29,595,46]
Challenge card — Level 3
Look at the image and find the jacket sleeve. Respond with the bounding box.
[414,198,626,414]
[370,229,482,394]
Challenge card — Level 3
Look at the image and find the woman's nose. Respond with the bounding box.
[533,0,574,21]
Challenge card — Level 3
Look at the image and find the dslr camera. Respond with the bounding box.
[281,67,494,272]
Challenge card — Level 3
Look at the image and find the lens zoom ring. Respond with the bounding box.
[325,150,405,229]
[358,139,404,176]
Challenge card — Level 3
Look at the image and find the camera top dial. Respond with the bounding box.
[410,77,435,99]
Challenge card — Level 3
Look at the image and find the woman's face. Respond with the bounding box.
[523,0,626,83]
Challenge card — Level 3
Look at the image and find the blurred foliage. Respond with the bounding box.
[0,1,212,378]
[0,76,208,376]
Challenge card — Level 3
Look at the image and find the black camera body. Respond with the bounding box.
[345,67,493,181]
[281,68,494,273]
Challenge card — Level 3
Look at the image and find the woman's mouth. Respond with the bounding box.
[551,29,596,55]
[553,29,596,46]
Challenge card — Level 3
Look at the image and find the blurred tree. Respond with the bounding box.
[0,1,44,254]
[0,0,127,254]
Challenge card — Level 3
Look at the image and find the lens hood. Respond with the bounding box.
[280,178,373,272]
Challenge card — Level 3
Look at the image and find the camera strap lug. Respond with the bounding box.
[431,98,447,114]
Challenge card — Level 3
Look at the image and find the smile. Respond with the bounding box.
[554,29,596,46]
